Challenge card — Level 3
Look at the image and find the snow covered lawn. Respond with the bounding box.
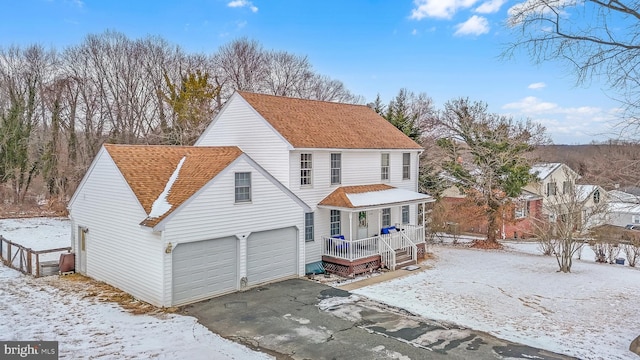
[354,244,640,360]
[0,217,272,360]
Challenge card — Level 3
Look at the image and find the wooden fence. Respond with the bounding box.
[0,235,72,277]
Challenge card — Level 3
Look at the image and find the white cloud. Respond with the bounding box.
[501,96,621,144]
[412,29,418,35]
[227,0,258,13]
[410,0,478,20]
[528,82,546,90]
[475,0,506,13]
[454,15,490,36]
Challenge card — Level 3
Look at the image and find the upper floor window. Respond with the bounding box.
[633,215,640,224]
[546,182,557,196]
[401,205,410,224]
[305,212,314,242]
[381,153,390,181]
[331,153,341,185]
[562,181,572,194]
[235,172,251,203]
[593,190,600,204]
[330,210,341,236]
[382,208,391,227]
[402,153,411,180]
[300,153,312,186]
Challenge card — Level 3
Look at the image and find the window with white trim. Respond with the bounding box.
[304,212,314,242]
[381,153,390,181]
[234,172,251,203]
[633,215,640,224]
[330,153,341,185]
[546,182,557,196]
[382,208,391,227]
[562,181,571,194]
[593,190,600,204]
[402,153,410,180]
[401,205,410,224]
[514,200,529,219]
[330,210,341,236]
[300,153,312,186]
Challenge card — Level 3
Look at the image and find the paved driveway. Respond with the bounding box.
[182,279,574,360]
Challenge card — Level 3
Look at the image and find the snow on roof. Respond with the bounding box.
[529,163,563,180]
[148,156,186,219]
[608,202,640,214]
[575,184,599,202]
[608,190,640,204]
[347,188,433,208]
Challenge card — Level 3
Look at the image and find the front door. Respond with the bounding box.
[357,211,368,239]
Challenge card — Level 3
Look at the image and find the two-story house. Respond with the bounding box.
[68,91,434,307]
[196,91,434,276]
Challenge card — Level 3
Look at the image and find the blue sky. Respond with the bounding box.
[0,0,623,144]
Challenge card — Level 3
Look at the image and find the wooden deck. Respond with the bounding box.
[321,225,427,277]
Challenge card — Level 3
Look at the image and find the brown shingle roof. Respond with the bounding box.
[318,184,394,208]
[237,91,422,150]
[104,144,243,227]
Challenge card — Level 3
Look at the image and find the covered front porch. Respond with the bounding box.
[317,184,434,277]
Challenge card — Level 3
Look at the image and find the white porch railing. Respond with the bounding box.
[401,224,424,244]
[321,236,379,261]
[379,238,396,270]
[380,231,417,265]
[321,224,425,267]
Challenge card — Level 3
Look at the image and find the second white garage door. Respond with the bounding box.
[172,236,237,306]
[247,227,297,286]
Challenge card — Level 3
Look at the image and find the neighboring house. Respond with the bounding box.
[575,184,608,229]
[525,162,581,216]
[69,91,435,305]
[195,91,434,276]
[608,189,640,204]
[68,145,310,307]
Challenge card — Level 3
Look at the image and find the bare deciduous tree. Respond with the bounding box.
[504,0,640,137]
[532,168,609,272]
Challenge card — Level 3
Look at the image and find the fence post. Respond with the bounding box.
[35,253,40,278]
[26,249,32,276]
[7,242,11,267]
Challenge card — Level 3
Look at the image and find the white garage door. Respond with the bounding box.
[172,237,237,306]
[247,227,297,286]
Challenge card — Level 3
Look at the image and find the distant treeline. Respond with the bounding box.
[534,143,640,189]
[0,32,362,205]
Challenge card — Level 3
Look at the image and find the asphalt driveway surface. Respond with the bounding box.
[182,279,574,360]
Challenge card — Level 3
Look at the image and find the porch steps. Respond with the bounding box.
[394,249,416,270]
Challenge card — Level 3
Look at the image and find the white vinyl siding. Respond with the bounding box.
[300,153,312,186]
[381,153,390,181]
[68,149,165,306]
[195,94,291,186]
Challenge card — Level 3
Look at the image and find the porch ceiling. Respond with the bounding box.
[318,184,434,211]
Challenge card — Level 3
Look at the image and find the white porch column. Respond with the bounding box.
[348,212,353,240]
[421,201,426,226]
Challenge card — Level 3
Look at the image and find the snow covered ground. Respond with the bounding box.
[0,217,272,360]
[354,244,640,360]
